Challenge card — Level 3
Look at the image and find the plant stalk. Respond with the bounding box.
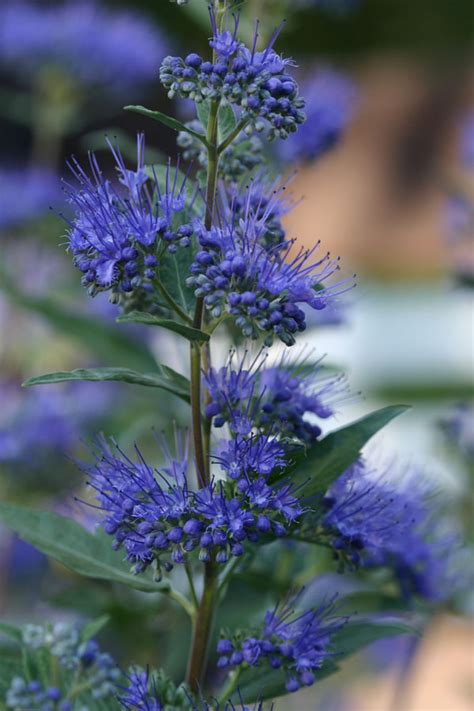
[186,1,227,694]
[185,562,219,692]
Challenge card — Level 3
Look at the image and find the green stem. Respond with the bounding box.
[155,279,193,324]
[185,562,200,611]
[217,668,242,705]
[185,2,228,695]
[168,587,196,620]
[185,562,219,692]
[217,118,249,155]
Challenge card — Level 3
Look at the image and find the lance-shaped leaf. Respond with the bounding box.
[117,312,209,343]
[23,366,190,403]
[125,105,208,145]
[286,405,410,498]
[0,502,169,595]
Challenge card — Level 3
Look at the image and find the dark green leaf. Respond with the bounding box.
[218,101,238,142]
[289,405,410,498]
[0,272,156,372]
[80,615,111,643]
[117,312,209,342]
[0,502,170,594]
[124,105,207,145]
[159,247,197,315]
[0,623,22,643]
[23,367,190,403]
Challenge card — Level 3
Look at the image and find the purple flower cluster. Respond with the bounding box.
[0,0,167,93]
[204,350,346,442]
[6,623,120,710]
[217,596,345,693]
[160,13,305,141]
[275,69,356,164]
[321,461,452,601]
[188,211,346,345]
[82,435,301,574]
[6,678,69,711]
[119,666,266,711]
[64,135,193,308]
[0,167,61,229]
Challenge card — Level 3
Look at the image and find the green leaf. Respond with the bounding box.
[289,405,410,498]
[196,101,210,129]
[218,101,238,142]
[159,247,197,315]
[0,502,169,595]
[80,615,110,643]
[237,617,416,703]
[124,105,207,145]
[23,367,190,404]
[117,312,209,342]
[0,623,22,643]
[0,272,156,372]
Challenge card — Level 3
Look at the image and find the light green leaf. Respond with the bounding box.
[117,312,209,342]
[0,503,169,595]
[80,615,111,643]
[23,367,190,403]
[196,101,210,129]
[288,405,410,497]
[218,101,238,142]
[124,105,207,145]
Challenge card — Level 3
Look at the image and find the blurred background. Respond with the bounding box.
[0,0,472,709]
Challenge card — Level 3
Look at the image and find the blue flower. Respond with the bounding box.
[80,435,303,572]
[188,212,351,345]
[0,0,169,94]
[160,11,306,141]
[204,349,347,442]
[275,69,356,164]
[217,595,346,692]
[322,460,455,601]
[63,134,193,308]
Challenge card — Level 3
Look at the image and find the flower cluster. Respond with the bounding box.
[204,350,346,442]
[217,596,345,693]
[0,0,168,93]
[160,13,306,141]
[275,69,356,164]
[64,134,194,310]
[188,212,347,345]
[320,461,452,600]
[119,667,266,711]
[177,120,265,182]
[6,678,68,711]
[6,623,120,710]
[82,435,302,574]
